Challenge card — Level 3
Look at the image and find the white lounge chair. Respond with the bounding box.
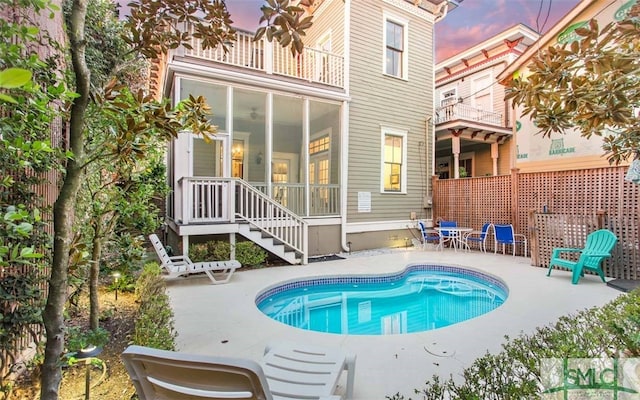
[148,234,241,284]
[122,343,356,400]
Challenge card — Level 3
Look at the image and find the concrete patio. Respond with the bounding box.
[166,247,623,399]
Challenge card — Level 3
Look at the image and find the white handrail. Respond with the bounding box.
[179,177,308,264]
[235,179,308,262]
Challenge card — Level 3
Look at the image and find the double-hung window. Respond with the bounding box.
[381,127,407,193]
[384,15,408,79]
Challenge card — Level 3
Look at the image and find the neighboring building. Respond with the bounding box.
[434,24,539,179]
[159,0,460,263]
[498,0,638,173]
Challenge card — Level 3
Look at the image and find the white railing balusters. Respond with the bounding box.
[181,26,343,88]
[434,103,503,126]
[179,177,313,264]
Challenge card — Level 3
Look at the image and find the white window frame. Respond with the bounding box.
[316,31,332,83]
[309,128,332,184]
[471,72,493,111]
[231,131,250,180]
[380,126,408,194]
[440,87,458,106]
[382,12,409,80]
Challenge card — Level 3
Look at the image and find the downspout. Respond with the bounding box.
[340,101,350,253]
[341,0,351,253]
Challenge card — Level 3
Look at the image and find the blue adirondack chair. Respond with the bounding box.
[547,229,617,284]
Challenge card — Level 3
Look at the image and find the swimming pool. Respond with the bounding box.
[256,264,508,335]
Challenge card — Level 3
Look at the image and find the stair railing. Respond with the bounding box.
[234,178,308,264]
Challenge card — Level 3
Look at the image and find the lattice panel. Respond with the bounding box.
[605,215,640,280]
[433,166,640,280]
[535,213,600,270]
[432,175,511,229]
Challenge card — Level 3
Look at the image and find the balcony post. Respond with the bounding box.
[228,178,236,223]
[491,142,499,176]
[181,178,190,224]
[452,137,461,179]
[264,40,273,75]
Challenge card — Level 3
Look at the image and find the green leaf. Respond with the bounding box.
[0,93,18,104]
[0,68,33,89]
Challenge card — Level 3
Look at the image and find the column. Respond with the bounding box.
[452,136,460,179]
[491,142,499,176]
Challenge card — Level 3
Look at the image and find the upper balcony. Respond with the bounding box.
[434,103,503,126]
[434,102,512,145]
[178,27,344,89]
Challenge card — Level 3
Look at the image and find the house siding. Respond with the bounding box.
[474,147,494,176]
[499,137,514,173]
[347,1,434,224]
[305,0,345,57]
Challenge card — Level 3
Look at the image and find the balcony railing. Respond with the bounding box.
[435,103,503,126]
[182,28,344,88]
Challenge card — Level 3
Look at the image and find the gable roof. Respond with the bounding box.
[435,23,539,84]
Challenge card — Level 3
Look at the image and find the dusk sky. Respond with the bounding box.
[225,0,582,63]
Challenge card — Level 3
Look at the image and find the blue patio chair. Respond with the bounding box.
[493,224,527,257]
[547,229,617,284]
[417,220,442,250]
[464,223,493,252]
[438,220,458,248]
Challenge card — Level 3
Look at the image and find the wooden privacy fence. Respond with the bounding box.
[432,166,640,280]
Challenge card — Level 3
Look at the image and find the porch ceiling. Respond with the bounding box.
[435,120,512,145]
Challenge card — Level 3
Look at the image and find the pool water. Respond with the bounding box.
[256,264,508,335]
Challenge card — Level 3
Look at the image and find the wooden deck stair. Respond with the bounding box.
[237,223,303,265]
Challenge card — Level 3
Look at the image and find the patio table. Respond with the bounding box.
[434,227,473,252]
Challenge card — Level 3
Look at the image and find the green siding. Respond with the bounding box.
[347,1,434,223]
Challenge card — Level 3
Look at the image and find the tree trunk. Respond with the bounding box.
[40,0,90,398]
[89,229,102,331]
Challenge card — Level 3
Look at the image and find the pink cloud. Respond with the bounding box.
[436,23,505,63]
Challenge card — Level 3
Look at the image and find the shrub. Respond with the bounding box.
[235,241,267,267]
[189,240,267,267]
[132,263,176,350]
[65,326,110,354]
[189,240,230,263]
[107,272,135,294]
[189,242,210,263]
[209,241,232,261]
[387,288,640,400]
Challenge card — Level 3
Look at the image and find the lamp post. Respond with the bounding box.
[112,271,121,301]
[75,345,103,400]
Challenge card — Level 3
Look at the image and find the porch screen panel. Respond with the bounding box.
[273,95,304,214]
[309,100,341,216]
[180,78,227,131]
[233,89,267,185]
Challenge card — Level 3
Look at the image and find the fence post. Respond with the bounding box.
[431,174,439,223]
[528,209,538,266]
[511,168,520,231]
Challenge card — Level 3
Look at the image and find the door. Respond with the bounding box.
[272,158,290,207]
[316,32,332,83]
